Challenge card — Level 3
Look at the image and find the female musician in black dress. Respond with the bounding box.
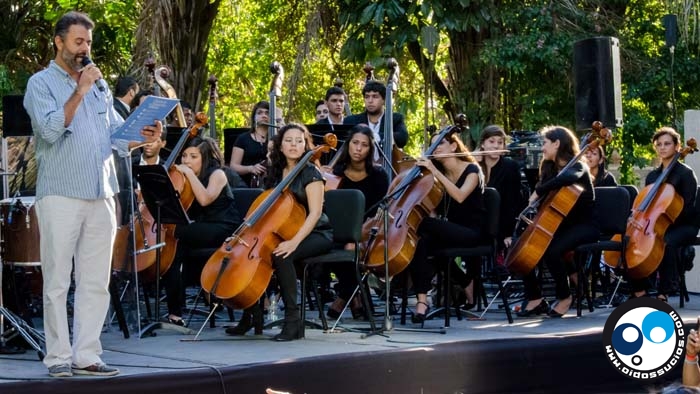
[409,132,486,323]
[229,101,271,187]
[326,124,389,318]
[164,137,242,325]
[478,125,526,250]
[585,145,617,187]
[516,126,599,318]
[227,123,333,341]
[631,127,698,302]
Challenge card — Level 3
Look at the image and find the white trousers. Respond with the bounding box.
[36,196,116,368]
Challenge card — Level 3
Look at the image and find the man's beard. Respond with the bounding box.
[61,50,84,72]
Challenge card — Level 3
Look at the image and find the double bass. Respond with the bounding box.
[360,124,462,277]
[604,138,698,278]
[505,122,612,275]
[200,134,338,309]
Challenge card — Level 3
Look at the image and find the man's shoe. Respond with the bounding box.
[72,363,120,376]
[48,364,73,378]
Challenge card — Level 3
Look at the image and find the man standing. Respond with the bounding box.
[113,76,139,120]
[112,76,140,225]
[23,11,162,378]
[316,86,345,125]
[343,80,408,149]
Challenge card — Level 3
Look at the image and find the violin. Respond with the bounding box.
[505,122,612,275]
[604,138,698,278]
[200,133,338,309]
[360,124,460,277]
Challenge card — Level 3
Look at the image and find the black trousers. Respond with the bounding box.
[273,232,333,323]
[523,222,599,301]
[409,217,483,295]
[163,220,236,317]
[630,224,699,294]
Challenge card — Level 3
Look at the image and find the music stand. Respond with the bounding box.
[133,164,194,336]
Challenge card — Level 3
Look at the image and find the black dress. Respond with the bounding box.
[233,132,267,186]
[409,163,486,294]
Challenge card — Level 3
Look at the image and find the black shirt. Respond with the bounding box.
[645,162,698,226]
[233,132,267,186]
[535,160,595,227]
[437,163,485,232]
[187,168,241,226]
[283,164,333,241]
[336,166,389,219]
[485,156,526,241]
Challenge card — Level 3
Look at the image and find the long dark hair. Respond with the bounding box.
[249,101,270,133]
[332,124,377,176]
[538,125,580,183]
[431,131,475,174]
[591,145,608,185]
[264,123,314,188]
[477,124,507,177]
[183,136,224,182]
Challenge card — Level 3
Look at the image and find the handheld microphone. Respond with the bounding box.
[80,56,105,92]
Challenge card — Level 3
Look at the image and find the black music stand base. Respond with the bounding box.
[361,201,445,339]
[140,321,194,337]
[0,306,45,359]
[134,165,193,338]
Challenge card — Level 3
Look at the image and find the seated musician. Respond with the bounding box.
[585,144,617,187]
[326,124,389,319]
[630,127,698,302]
[517,126,598,318]
[162,136,242,326]
[409,132,486,323]
[226,123,333,341]
[477,125,526,251]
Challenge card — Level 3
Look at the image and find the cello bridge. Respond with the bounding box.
[232,234,249,247]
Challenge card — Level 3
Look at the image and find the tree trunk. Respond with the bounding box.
[132,0,221,112]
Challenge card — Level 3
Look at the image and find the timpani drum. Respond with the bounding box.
[1,197,40,266]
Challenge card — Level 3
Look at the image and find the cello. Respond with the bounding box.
[200,133,338,309]
[112,114,209,281]
[604,138,698,278]
[360,124,462,277]
[505,122,612,275]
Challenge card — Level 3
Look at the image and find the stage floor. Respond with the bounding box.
[0,291,696,393]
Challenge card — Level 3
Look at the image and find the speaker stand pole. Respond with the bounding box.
[1,138,9,200]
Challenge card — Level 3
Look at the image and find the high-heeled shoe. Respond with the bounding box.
[548,297,572,318]
[516,299,549,317]
[411,301,430,324]
[226,305,263,335]
[273,320,302,341]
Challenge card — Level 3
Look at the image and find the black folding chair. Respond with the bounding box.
[573,186,632,316]
[423,187,514,325]
[299,189,372,337]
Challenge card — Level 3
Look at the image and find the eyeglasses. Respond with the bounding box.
[316,109,329,115]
